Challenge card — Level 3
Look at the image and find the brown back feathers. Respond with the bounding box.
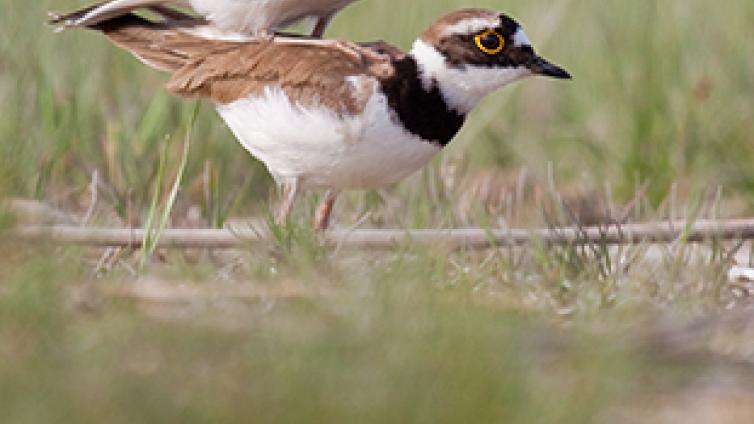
[87,14,400,114]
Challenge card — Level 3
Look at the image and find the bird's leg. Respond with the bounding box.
[311,14,334,38]
[275,178,299,225]
[313,190,339,231]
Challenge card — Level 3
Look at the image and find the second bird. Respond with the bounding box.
[50,0,359,37]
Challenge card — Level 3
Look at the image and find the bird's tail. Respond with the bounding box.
[74,12,211,73]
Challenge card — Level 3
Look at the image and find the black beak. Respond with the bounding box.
[527,56,571,79]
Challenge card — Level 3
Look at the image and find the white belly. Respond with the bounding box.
[216,85,441,190]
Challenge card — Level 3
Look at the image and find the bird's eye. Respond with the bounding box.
[474,30,505,55]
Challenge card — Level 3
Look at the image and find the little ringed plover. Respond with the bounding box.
[70,8,570,229]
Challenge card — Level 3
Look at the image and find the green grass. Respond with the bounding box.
[2,0,754,422]
[3,0,754,223]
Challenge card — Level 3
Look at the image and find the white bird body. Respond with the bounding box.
[190,0,356,34]
[51,0,359,36]
[218,83,441,190]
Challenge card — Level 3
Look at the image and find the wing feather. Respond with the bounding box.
[87,13,212,72]
[50,0,182,27]
[167,40,393,113]
[85,13,401,113]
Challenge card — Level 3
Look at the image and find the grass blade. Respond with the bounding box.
[140,103,200,269]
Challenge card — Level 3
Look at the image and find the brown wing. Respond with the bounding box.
[87,13,218,71]
[87,13,401,114]
[167,39,399,113]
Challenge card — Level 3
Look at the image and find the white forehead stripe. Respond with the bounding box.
[441,17,500,37]
[512,27,531,47]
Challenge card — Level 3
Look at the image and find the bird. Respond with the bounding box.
[67,8,570,230]
[49,0,360,37]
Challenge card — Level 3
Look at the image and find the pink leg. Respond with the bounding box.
[275,179,299,225]
[313,190,339,231]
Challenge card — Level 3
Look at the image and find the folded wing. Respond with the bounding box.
[85,13,399,114]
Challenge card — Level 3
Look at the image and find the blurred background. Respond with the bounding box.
[1,0,754,422]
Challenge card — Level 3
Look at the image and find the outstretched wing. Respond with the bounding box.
[49,0,186,27]
[50,0,358,36]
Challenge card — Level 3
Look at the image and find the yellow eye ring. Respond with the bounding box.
[474,30,505,55]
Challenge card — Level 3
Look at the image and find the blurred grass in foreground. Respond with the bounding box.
[0,234,752,422]
[0,240,701,423]
[1,0,754,422]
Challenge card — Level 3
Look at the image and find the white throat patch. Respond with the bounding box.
[410,39,532,114]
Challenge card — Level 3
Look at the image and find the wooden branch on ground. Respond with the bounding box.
[6,219,754,250]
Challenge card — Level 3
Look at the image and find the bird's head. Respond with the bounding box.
[411,9,570,114]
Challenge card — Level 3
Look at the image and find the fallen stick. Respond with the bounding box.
[6,219,754,250]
